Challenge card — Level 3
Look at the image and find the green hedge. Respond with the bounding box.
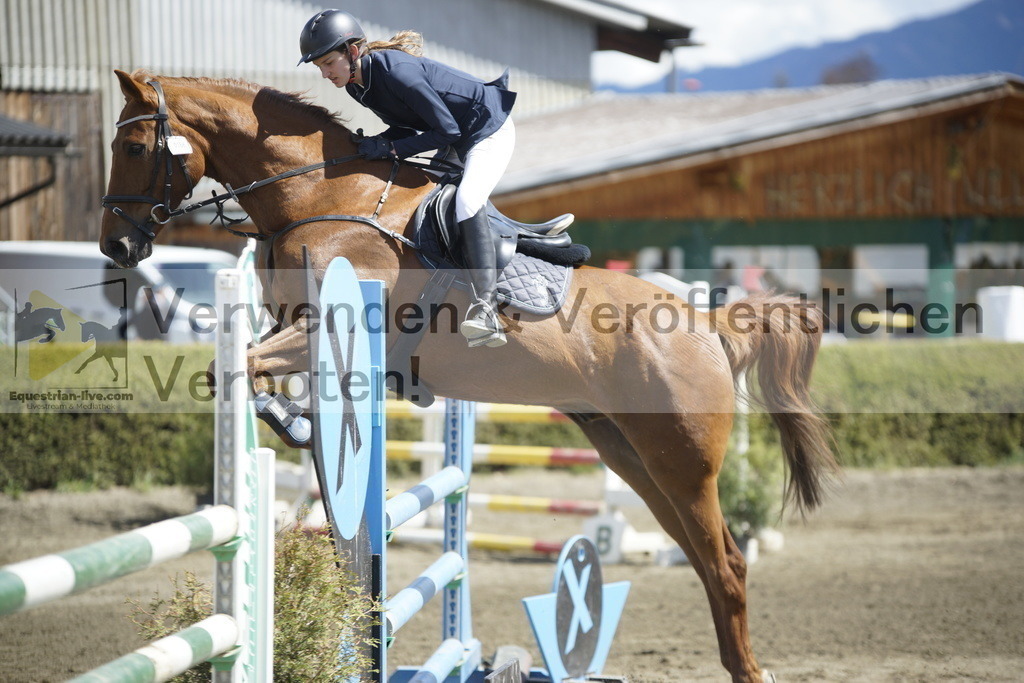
[812,340,1024,467]
[1,340,1022,495]
[0,412,212,493]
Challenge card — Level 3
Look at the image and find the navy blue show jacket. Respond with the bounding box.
[347,50,516,159]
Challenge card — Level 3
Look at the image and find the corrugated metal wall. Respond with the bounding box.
[2,0,593,140]
[1,0,595,240]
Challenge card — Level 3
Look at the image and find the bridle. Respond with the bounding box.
[100,78,458,250]
[101,80,196,240]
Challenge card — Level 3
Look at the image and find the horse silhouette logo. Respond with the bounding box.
[12,279,128,387]
[14,302,66,343]
[75,312,128,383]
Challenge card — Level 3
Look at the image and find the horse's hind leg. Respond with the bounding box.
[104,354,119,383]
[617,411,764,682]
[566,413,736,673]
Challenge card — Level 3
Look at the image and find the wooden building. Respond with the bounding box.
[495,73,1024,335]
[0,91,102,241]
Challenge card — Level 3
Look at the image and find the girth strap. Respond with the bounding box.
[230,213,418,250]
[384,269,456,408]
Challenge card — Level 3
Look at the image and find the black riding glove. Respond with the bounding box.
[358,136,396,160]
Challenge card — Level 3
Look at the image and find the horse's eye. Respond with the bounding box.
[127,143,146,157]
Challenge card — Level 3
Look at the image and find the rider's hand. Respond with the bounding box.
[358,136,395,160]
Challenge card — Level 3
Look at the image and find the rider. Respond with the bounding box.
[298,9,516,348]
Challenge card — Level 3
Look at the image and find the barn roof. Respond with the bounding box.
[0,113,71,156]
[497,72,1024,196]
[533,0,694,61]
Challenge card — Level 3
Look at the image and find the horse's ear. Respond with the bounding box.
[114,69,145,102]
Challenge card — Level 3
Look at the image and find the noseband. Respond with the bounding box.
[101,80,196,241]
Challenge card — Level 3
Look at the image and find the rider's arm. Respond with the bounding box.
[384,63,461,159]
[380,125,417,142]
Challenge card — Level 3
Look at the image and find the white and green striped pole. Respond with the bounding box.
[0,506,238,616]
[69,614,240,683]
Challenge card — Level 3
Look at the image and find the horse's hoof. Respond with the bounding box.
[287,415,312,444]
[761,670,777,683]
[254,391,311,446]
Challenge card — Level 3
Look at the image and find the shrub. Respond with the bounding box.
[718,414,786,536]
[127,572,214,683]
[128,522,377,682]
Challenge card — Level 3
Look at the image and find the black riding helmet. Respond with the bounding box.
[297,9,365,66]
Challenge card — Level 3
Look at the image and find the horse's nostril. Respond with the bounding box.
[103,240,128,265]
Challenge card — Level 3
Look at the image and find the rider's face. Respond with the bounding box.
[314,49,350,88]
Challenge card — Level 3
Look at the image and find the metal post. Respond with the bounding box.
[443,399,482,680]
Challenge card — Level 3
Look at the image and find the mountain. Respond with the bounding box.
[598,0,1024,93]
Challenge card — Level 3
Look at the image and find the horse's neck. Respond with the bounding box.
[189,88,359,227]
[183,83,433,270]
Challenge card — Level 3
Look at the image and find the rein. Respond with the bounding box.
[102,78,458,250]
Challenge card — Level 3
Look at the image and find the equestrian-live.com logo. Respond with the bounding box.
[12,279,129,389]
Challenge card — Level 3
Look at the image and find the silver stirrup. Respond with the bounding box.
[460,301,506,348]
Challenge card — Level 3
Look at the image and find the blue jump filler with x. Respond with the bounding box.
[311,257,378,544]
[522,535,630,681]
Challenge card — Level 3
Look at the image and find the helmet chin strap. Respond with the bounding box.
[346,46,359,85]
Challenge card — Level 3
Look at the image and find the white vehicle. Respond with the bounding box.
[0,241,237,344]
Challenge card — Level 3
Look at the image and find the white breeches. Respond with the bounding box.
[454,116,516,222]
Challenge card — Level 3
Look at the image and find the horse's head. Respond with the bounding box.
[79,320,93,343]
[51,309,66,332]
[101,70,208,268]
[101,69,372,270]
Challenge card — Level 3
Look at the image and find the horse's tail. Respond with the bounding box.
[710,292,839,513]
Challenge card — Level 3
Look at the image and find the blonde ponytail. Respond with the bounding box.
[363,30,424,56]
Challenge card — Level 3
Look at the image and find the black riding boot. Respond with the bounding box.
[458,209,506,348]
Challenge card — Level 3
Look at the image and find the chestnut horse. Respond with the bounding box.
[100,69,837,682]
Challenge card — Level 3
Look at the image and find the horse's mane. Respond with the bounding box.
[129,68,346,129]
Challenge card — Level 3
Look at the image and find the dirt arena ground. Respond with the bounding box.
[2,465,1022,682]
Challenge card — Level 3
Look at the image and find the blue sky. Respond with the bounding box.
[593,0,981,85]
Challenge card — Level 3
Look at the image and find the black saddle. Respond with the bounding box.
[412,184,587,272]
[387,184,589,408]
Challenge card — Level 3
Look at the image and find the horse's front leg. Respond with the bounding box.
[246,322,314,449]
[205,301,316,448]
[247,322,311,395]
[75,353,97,374]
